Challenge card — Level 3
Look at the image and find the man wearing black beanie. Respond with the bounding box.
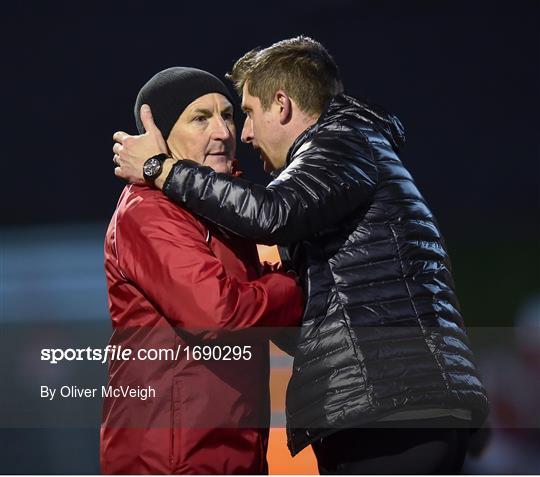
[133,66,235,140]
[102,67,303,474]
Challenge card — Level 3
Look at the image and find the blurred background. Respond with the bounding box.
[2,0,539,473]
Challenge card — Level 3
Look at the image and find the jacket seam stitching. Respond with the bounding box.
[337,237,394,251]
[299,343,350,367]
[339,276,404,292]
[345,295,459,310]
[112,205,128,281]
[297,324,350,345]
[361,351,472,366]
[374,383,481,402]
[351,329,471,347]
[289,388,371,424]
[344,311,465,327]
[332,257,399,272]
[288,363,360,391]
[327,269,375,409]
[388,222,451,391]
[346,296,413,308]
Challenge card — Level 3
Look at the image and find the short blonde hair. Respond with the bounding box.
[226,36,343,115]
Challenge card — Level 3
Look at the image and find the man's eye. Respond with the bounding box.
[222,112,233,121]
[193,116,207,122]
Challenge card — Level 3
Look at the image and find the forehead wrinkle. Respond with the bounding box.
[190,107,212,116]
[189,104,234,116]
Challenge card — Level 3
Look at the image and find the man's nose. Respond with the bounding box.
[211,117,232,140]
[241,118,253,144]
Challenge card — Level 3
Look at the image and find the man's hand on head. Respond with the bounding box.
[112,104,170,186]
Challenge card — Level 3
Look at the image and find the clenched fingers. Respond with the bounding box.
[112,131,129,143]
[112,142,122,155]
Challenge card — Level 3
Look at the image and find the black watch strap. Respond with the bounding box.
[143,153,169,184]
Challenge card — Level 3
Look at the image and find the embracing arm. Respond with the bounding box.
[161,131,378,245]
[116,192,303,330]
[113,104,378,245]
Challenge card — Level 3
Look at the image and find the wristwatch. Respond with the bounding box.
[143,153,169,184]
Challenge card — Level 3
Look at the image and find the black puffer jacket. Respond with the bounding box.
[162,94,489,455]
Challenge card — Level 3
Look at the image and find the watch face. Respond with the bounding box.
[144,157,161,179]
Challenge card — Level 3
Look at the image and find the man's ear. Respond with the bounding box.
[275,90,292,125]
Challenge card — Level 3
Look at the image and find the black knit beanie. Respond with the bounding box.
[134,67,235,139]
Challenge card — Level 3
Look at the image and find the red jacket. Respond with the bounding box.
[101,185,303,474]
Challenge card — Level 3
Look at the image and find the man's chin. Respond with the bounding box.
[202,155,229,172]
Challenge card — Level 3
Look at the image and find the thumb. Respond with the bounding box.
[140,104,158,133]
